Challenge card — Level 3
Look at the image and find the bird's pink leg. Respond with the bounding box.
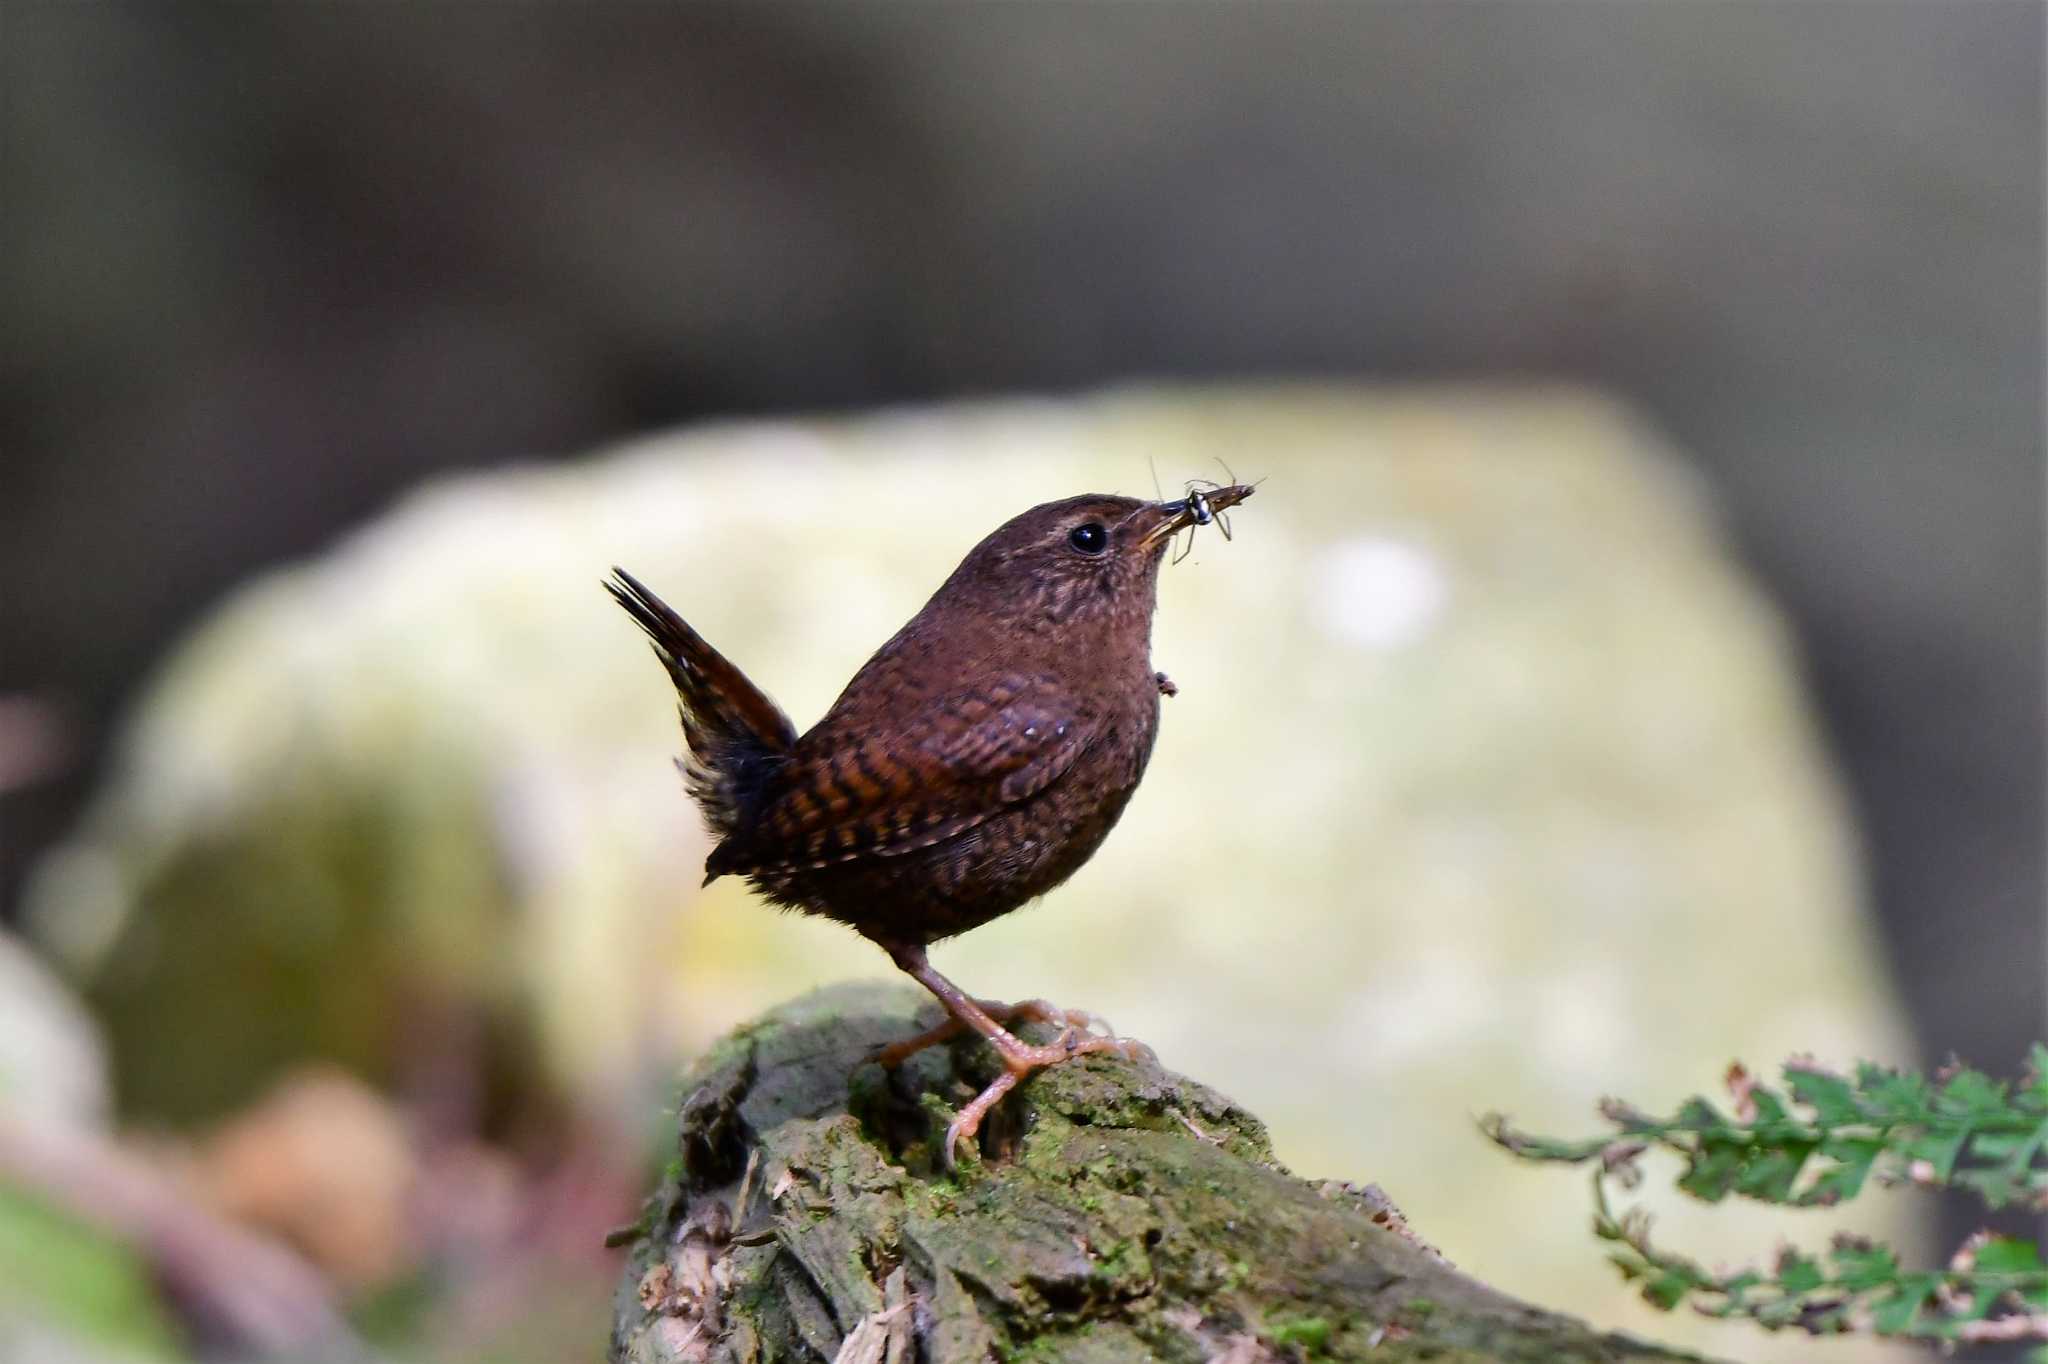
[871,996,1108,1069]
[874,942,1150,1168]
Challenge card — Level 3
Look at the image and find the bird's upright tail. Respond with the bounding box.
[607,567,796,842]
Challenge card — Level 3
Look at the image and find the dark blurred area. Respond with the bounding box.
[1,0,2041,1347]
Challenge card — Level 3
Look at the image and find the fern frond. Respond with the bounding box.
[1486,1048,2048,1351]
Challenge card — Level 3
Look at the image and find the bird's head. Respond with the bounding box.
[947,484,1255,631]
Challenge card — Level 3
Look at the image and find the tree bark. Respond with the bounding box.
[607,983,1714,1364]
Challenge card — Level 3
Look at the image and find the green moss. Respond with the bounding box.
[1268,1314,1333,1353]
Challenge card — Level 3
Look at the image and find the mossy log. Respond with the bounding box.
[608,983,1715,1364]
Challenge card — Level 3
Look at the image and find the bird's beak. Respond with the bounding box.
[1133,484,1256,552]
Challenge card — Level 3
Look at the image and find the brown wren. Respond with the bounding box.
[609,483,1253,1165]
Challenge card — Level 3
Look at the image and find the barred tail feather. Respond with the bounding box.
[607,567,795,843]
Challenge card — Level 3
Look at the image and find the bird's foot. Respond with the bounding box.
[941,1027,1153,1170]
[866,944,1152,1169]
[872,997,1114,1070]
[1154,670,1179,697]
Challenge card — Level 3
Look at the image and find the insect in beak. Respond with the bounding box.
[1136,481,1255,560]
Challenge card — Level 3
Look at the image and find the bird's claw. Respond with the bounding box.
[937,1028,1155,1169]
[877,996,1106,1071]
[1010,999,1116,1042]
[1066,1008,1118,1039]
[1116,1036,1157,1064]
[939,1070,1020,1171]
[941,1115,976,1172]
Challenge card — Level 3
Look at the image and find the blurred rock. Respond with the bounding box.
[24,386,1918,1357]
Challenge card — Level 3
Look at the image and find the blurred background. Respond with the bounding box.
[1,3,2041,1362]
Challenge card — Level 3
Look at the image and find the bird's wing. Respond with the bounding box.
[711,675,1097,878]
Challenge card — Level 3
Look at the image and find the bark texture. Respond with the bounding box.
[608,983,1714,1364]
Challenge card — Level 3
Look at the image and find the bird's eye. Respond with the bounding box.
[1068,522,1108,555]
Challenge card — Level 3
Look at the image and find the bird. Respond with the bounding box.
[608,483,1253,1165]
